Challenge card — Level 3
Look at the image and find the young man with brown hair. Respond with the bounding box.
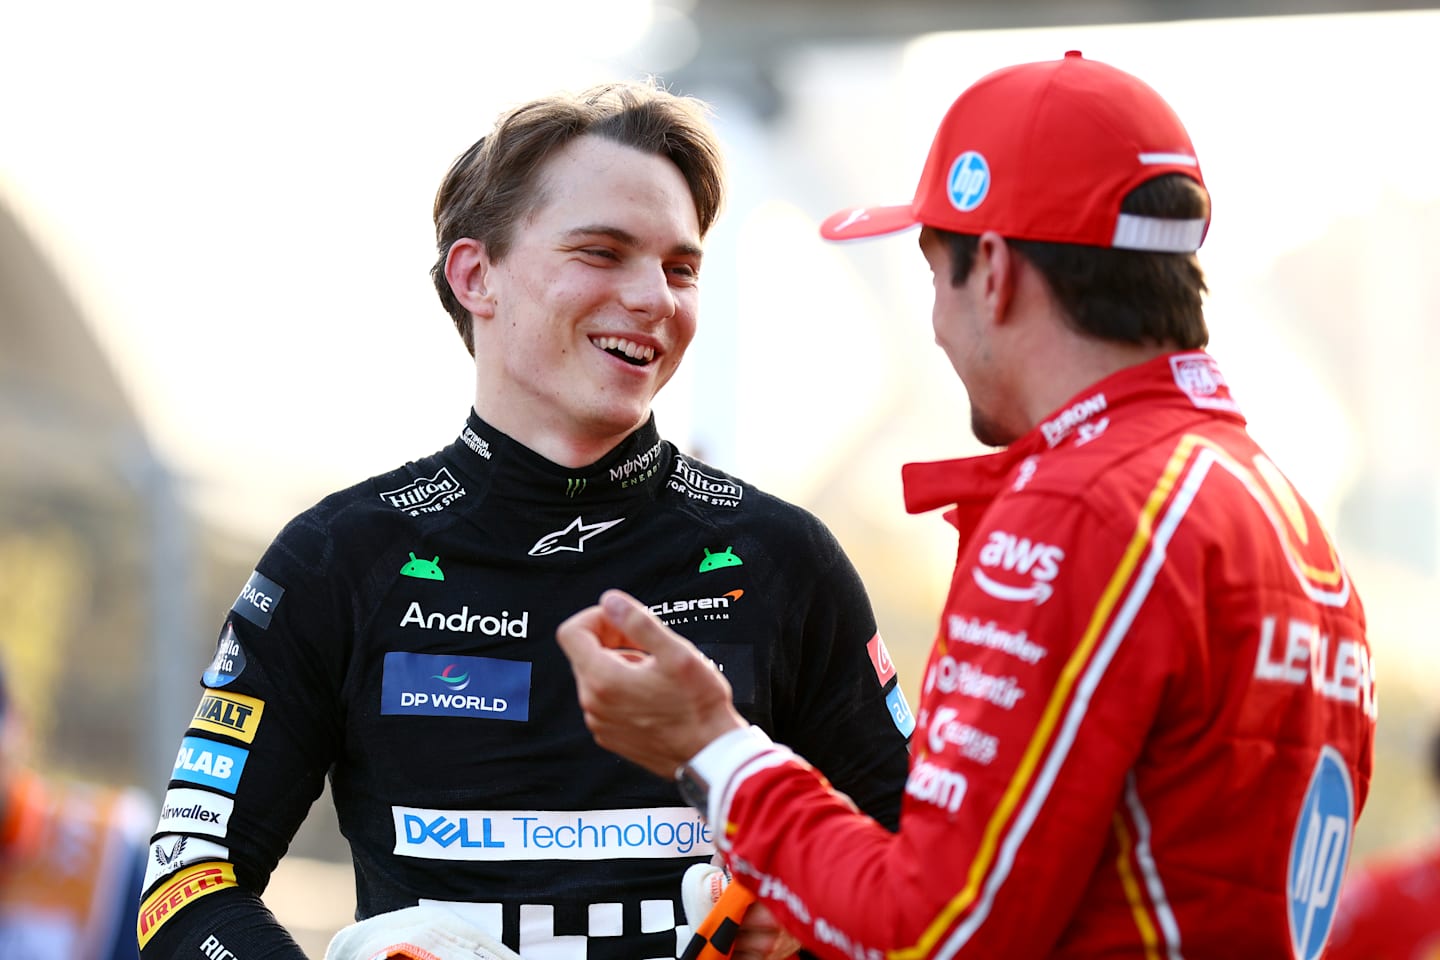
[139,80,911,960]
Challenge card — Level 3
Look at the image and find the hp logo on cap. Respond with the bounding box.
[947,151,990,212]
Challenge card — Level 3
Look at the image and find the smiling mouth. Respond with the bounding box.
[590,336,656,367]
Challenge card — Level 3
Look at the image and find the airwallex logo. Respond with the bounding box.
[381,652,531,722]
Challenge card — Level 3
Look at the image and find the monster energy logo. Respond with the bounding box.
[566,478,587,498]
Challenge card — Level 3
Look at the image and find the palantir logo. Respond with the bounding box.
[1287,746,1355,960]
[948,151,990,212]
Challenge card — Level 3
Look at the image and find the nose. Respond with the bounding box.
[619,262,677,322]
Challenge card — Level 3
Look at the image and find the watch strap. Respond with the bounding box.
[676,726,774,820]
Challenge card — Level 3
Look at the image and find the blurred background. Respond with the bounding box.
[3,0,1438,952]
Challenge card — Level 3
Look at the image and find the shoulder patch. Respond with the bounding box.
[1287,746,1355,960]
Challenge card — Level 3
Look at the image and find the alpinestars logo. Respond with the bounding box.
[529,516,624,556]
[971,530,1064,605]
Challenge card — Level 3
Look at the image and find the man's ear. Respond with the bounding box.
[975,231,1016,325]
[444,238,497,320]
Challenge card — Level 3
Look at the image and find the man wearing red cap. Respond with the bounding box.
[556,52,1376,959]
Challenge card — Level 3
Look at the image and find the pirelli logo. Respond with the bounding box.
[191,690,265,744]
[137,861,236,946]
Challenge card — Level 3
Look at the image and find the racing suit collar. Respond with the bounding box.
[453,410,670,503]
[902,350,1244,523]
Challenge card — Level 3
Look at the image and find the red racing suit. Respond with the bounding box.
[1326,841,1440,960]
[697,351,1375,959]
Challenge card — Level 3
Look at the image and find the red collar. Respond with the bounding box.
[901,351,1245,526]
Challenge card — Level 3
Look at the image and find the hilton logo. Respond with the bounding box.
[380,468,467,516]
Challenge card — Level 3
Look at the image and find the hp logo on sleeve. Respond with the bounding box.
[1287,746,1355,960]
[947,151,991,212]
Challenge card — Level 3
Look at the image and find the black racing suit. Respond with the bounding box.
[139,412,914,959]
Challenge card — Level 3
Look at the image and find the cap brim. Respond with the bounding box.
[819,204,920,241]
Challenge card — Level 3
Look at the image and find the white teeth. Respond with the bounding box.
[591,336,655,364]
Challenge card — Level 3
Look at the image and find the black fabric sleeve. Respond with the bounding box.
[140,508,351,958]
[772,521,911,832]
[139,887,308,960]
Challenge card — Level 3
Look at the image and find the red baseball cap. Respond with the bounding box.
[820,51,1209,252]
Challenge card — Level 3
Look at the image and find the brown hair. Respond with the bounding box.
[938,175,1211,349]
[431,80,726,354]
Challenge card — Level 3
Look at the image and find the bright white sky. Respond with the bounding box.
[4,6,1439,576]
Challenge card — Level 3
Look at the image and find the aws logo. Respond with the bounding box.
[971,531,1064,605]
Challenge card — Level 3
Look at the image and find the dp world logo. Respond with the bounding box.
[948,151,990,212]
[1287,746,1355,960]
[433,664,470,692]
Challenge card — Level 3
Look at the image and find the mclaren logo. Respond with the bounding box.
[649,589,743,617]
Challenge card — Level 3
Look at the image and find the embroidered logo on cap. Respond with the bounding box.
[948,151,991,212]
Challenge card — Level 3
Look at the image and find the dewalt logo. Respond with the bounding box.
[190,690,265,744]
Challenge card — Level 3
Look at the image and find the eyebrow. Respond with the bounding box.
[563,225,704,262]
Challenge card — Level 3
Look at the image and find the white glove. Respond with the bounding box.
[682,861,732,929]
[682,860,803,960]
[324,904,523,960]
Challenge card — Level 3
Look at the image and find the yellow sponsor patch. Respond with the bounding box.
[190,690,265,744]
[137,860,236,947]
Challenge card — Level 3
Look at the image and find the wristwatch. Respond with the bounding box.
[675,760,712,813]
[673,726,775,815]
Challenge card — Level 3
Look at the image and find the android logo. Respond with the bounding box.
[399,553,445,581]
[698,547,743,573]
